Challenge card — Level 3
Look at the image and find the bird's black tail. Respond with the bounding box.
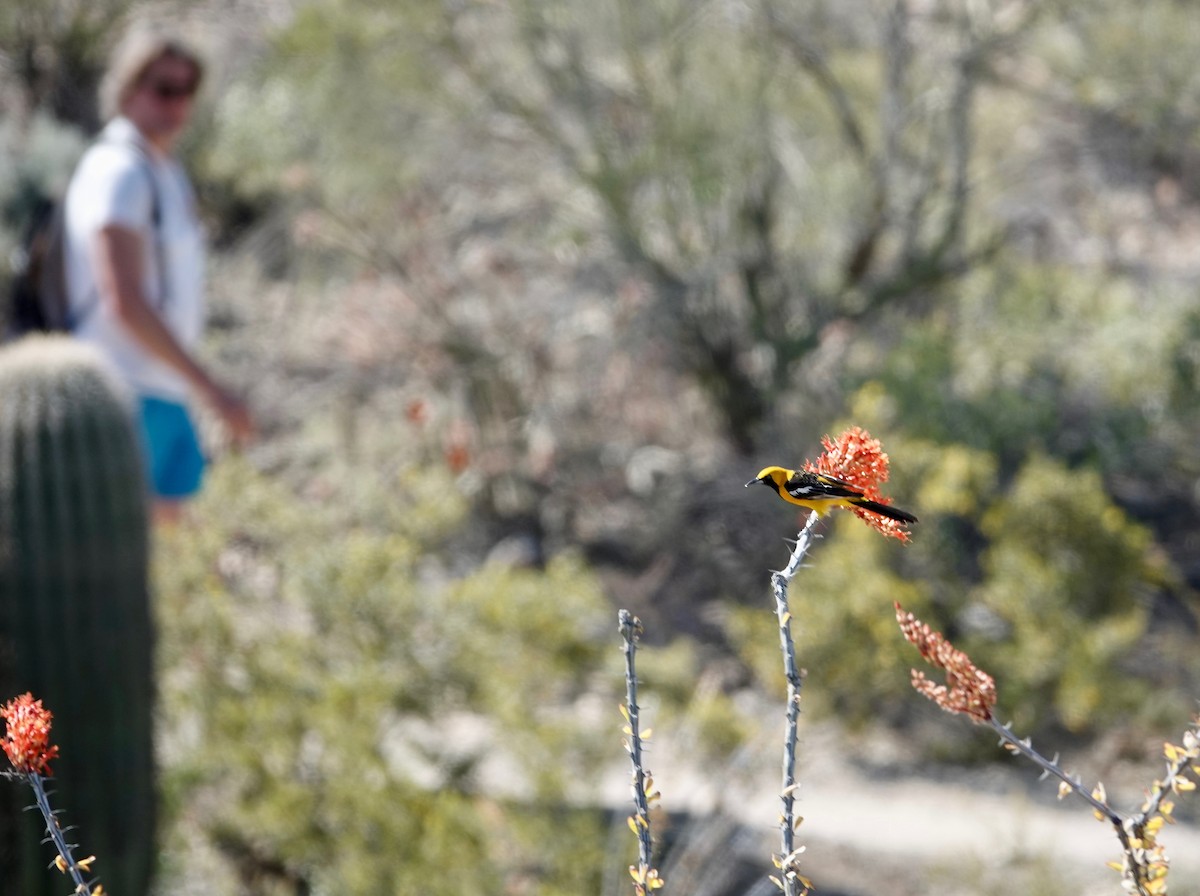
[850,498,918,524]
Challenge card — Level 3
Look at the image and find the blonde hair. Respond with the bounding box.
[99,26,204,121]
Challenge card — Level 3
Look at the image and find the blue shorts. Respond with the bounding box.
[137,396,206,499]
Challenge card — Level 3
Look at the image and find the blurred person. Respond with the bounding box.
[63,27,253,523]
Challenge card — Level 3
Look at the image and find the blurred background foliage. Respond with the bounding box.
[153,459,617,893]
[4,0,1200,891]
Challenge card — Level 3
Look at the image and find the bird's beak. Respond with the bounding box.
[745,477,762,488]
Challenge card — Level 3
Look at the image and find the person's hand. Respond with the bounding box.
[202,381,255,447]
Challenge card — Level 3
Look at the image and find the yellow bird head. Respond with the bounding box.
[745,466,791,489]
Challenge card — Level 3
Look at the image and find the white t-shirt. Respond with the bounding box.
[64,116,206,402]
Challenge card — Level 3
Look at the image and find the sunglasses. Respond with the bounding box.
[145,79,198,101]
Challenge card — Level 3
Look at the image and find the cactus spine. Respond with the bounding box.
[0,336,155,896]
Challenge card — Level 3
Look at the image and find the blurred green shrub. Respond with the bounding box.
[968,456,1156,732]
[154,459,615,894]
[857,261,1195,473]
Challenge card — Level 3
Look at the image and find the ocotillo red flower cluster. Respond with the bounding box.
[894,602,997,722]
[1,691,60,775]
[2,692,104,896]
[804,426,912,541]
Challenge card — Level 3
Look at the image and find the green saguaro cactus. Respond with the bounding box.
[0,336,155,896]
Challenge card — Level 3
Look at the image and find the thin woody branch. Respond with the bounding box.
[896,605,1197,896]
[767,511,820,896]
[618,610,664,895]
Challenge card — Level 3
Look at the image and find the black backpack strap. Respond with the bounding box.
[36,200,70,330]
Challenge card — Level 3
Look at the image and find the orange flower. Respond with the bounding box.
[805,427,911,541]
[1,692,60,776]
[895,603,997,723]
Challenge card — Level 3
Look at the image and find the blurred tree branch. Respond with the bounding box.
[438,0,1041,452]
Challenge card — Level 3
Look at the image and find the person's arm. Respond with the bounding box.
[93,223,254,443]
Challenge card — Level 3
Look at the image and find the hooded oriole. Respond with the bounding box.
[746,466,918,524]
